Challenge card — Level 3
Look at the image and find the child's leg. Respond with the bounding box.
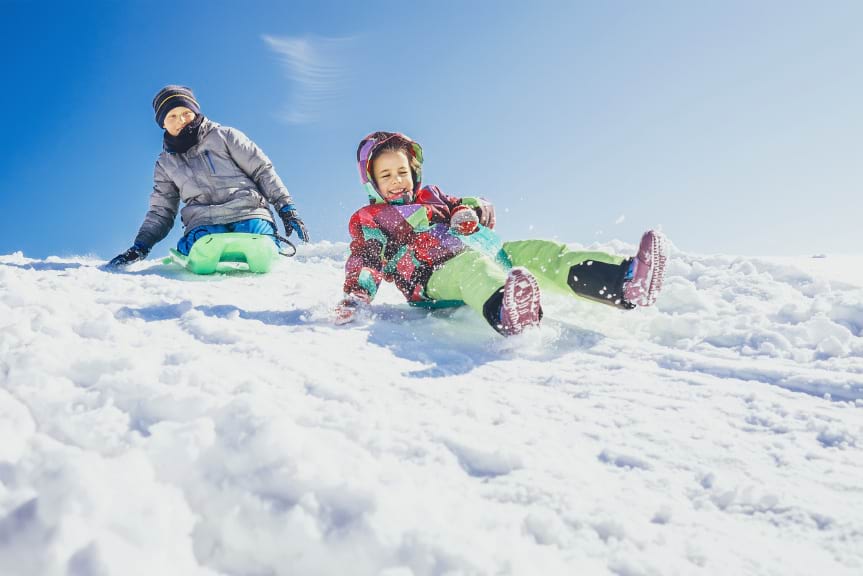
[177,224,230,255]
[427,250,508,313]
[427,251,542,335]
[503,240,634,309]
[228,218,279,247]
[229,218,276,235]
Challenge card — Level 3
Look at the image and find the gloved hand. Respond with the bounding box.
[333,293,370,325]
[279,204,309,242]
[450,205,479,235]
[107,244,150,268]
[472,198,495,228]
[458,198,495,229]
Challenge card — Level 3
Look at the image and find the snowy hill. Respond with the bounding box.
[1,242,862,576]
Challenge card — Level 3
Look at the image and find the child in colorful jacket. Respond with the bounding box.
[334,131,667,335]
[107,85,309,268]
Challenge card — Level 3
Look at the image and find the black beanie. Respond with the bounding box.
[152,85,201,127]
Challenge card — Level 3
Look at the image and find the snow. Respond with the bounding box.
[1,242,862,575]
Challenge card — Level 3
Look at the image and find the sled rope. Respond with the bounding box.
[272,233,297,257]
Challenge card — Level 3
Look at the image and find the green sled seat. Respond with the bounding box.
[163,232,278,274]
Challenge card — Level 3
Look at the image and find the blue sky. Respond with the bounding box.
[1,0,860,259]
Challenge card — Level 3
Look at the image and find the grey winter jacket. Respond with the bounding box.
[134,118,293,249]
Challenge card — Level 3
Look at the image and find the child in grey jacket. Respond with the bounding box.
[108,85,308,267]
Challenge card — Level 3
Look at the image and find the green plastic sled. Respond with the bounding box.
[162,232,278,274]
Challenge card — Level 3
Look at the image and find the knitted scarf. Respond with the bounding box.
[163,114,205,154]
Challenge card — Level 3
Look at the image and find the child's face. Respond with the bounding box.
[372,150,414,203]
[163,106,196,136]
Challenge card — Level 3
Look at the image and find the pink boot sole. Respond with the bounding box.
[623,230,667,307]
[499,267,542,335]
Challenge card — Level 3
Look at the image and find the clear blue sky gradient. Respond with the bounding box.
[2,0,860,258]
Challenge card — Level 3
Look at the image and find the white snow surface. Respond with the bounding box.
[1,241,862,576]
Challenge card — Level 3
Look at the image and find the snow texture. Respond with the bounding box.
[1,241,862,576]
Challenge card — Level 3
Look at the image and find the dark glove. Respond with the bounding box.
[107,244,150,268]
[279,204,309,242]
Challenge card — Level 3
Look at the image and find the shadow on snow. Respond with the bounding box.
[1,262,85,272]
[115,302,320,328]
[363,304,606,378]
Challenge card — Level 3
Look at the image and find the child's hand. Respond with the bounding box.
[450,205,479,235]
[473,198,495,228]
[333,293,369,325]
[333,301,357,325]
[279,204,310,243]
[106,244,150,268]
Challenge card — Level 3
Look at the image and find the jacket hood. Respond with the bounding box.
[356,131,424,204]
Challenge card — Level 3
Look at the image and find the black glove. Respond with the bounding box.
[107,244,150,268]
[279,204,310,242]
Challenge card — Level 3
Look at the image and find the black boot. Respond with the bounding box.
[567,258,635,310]
[482,268,544,335]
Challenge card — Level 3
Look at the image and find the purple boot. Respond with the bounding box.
[498,267,542,335]
[623,230,668,307]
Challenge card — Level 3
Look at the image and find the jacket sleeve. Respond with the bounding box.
[133,161,180,249]
[223,127,293,211]
[416,186,495,228]
[415,185,462,223]
[343,211,384,302]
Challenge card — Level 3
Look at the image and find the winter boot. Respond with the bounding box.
[483,267,542,335]
[622,229,667,307]
[567,256,634,310]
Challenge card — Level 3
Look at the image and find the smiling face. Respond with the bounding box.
[371,149,414,203]
[162,106,196,136]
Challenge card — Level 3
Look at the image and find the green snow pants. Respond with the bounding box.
[426,239,629,317]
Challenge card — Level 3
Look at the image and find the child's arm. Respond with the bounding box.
[335,216,383,324]
[222,127,294,211]
[109,162,180,268]
[133,161,181,250]
[341,210,385,301]
[418,186,495,229]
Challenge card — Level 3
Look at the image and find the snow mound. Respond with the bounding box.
[1,245,861,575]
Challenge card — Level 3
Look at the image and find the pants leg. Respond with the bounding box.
[179,219,279,255]
[426,250,508,316]
[177,224,230,255]
[228,219,279,247]
[503,240,632,308]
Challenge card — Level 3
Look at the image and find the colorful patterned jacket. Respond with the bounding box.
[343,186,499,303]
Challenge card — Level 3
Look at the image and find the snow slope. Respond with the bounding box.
[1,242,862,576]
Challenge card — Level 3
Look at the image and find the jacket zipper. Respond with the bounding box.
[204,150,216,174]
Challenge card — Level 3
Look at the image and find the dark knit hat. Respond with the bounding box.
[152,85,201,127]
